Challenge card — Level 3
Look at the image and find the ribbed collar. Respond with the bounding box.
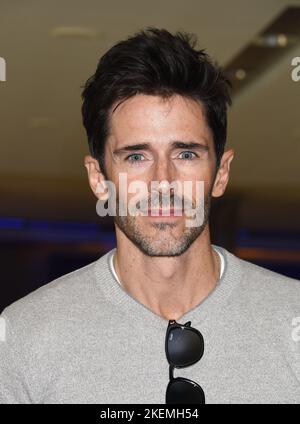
[93,244,244,330]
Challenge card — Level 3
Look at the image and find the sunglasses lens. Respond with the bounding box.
[167,327,204,366]
[166,378,205,404]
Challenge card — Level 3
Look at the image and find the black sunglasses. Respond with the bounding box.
[165,319,205,404]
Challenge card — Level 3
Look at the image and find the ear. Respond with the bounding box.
[84,155,109,200]
[211,149,234,198]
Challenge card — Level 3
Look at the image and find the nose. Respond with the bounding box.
[153,156,174,181]
[150,157,176,198]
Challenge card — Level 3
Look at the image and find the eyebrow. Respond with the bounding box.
[113,141,209,156]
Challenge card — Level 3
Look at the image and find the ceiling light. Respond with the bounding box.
[235,69,247,80]
[252,33,289,48]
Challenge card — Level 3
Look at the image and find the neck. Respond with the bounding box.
[113,225,220,321]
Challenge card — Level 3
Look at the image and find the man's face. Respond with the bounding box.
[95,94,232,257]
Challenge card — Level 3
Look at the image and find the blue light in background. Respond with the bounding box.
[0,217,25,230]
[0,216,116,245]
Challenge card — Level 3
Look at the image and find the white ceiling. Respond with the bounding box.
[0,0,299,194]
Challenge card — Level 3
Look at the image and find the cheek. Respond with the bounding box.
[116,176,150,208]
[183,175,214,204]
[180,167,212,190]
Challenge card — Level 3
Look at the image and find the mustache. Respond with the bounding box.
[135,193,196,211]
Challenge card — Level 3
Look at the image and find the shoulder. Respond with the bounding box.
[217,244,300,289]
[216,244,300,314]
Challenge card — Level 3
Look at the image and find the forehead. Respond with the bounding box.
[107,94,213,147]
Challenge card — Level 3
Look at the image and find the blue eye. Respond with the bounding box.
[179,151,197,160]
[126,153,145,163]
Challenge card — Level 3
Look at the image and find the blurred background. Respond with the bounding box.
[0,0,299,313]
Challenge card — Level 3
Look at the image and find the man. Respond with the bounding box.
[0,27,299,404]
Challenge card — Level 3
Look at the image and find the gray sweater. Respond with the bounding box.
[0,244,299,404]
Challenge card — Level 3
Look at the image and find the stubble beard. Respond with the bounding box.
[114,189,213,257]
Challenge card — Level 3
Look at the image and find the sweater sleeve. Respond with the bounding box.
[0,312,32,404]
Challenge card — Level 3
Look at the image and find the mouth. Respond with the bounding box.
[147,208,183,217]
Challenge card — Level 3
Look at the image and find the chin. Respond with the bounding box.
[136,241,191,257]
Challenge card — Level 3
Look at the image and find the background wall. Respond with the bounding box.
[0,0,299,313]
